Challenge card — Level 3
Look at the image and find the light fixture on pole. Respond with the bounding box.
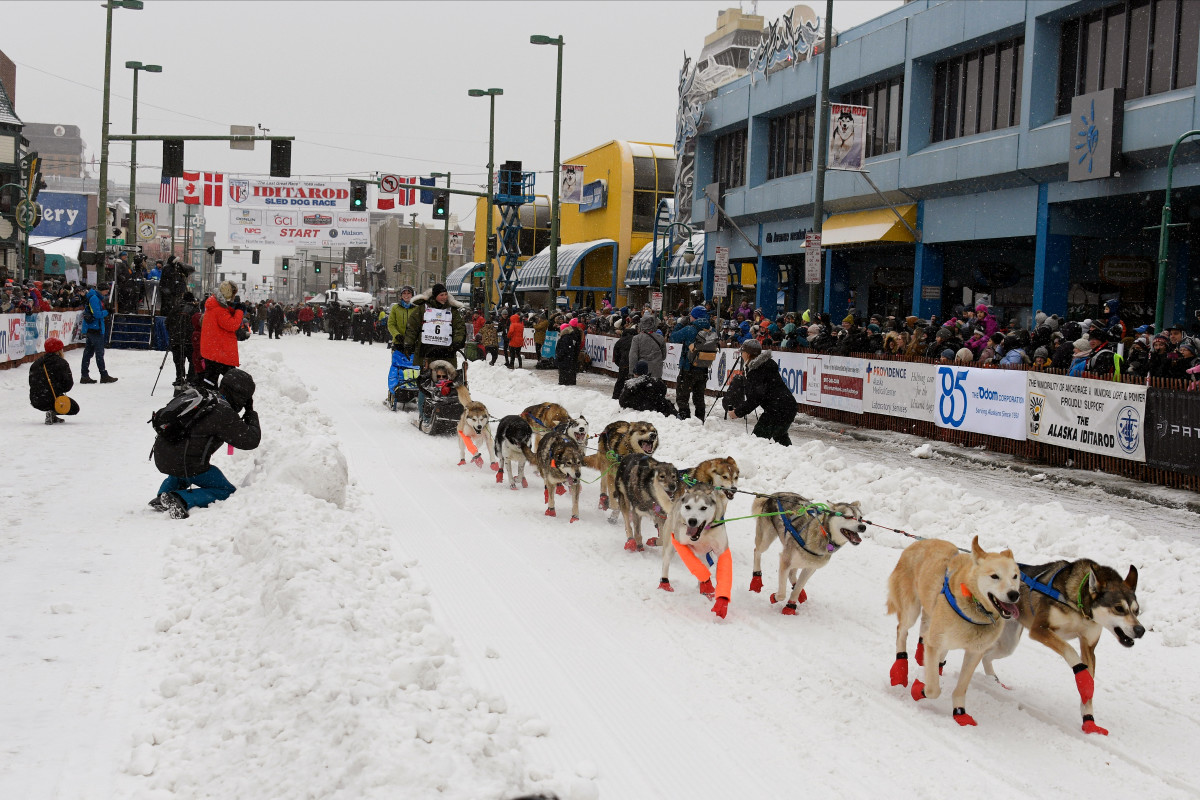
[431,170,452,282]
[468,87,502,308]
[530,34,564,305]
[97,0,144,271]
[125,60,161,255]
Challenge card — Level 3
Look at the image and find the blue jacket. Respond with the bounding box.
[669,318,713,370]
[83,289,109,335]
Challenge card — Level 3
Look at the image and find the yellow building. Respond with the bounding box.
[473,140,675,309]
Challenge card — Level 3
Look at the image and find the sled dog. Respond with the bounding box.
[520,402,589,450]
[886,535,1021,727]
[535,428,583,522]
[494,414,537,491]
[981,559,1144,735]
[456,400,496,469]
[583,420,659,513]
[684,456,740,500]
[658,484,732,618]
[749,494,864,614]
[612,454,679,552]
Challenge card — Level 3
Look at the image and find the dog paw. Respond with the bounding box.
[749,573,763,593]
[521,478,529,488]
[495,471,504,483]
[889,657,909,687]
[489,462,498,471]
[457,459,467,466]
[698,579,715,597]
[911,680,926,702]
[711,597,729,619]
[781,603,797,616]
[915,639,925,667]
[472,454,484,468]
[1073,664,1094,704]
[952,708,978,727]
[569,515,580,523]
[1081,716,1108,736]
[555,484,567,496]
[659,578,674,592]
[769,592,779,604]
[644,536,659,547]
[544,508,556,517]
[598,494,609,511]
[623,539,638,552]
[796,589,808,605]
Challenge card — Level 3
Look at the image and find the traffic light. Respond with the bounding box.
[432,191,448,220]
[349,180,367,211]
[270,140,292,178]
[314,259,322,274]
[486,234,497,259]
[163,139,185,177]
[282,257,290,271]
[214,250,223,265]
[252,250,260,265]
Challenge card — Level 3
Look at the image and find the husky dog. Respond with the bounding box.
[749,494,864,615]
[829,109,859,167]
[456,400,496,469]
[612,454,679,552]
[494,415,536,491]
[583,420,659,513]
[683,456,740,500]
[520,402,589,451]
[981,559,1144,735]
[887,536,1021,727]
[535,429,583,522]
[658,484,731,618]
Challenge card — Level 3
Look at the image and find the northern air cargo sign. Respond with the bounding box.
[227,207,370,247]
[226,178,353,209]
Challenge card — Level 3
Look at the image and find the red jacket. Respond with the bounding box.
[507,314,525,349]
[298,306,314,322]
[200,295,244,367]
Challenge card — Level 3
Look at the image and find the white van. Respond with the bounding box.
[308,289,376,308]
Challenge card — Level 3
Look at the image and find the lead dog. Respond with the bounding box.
[583,420,659,514]
[535,427,583,522]
[494,414,536,490]
[749,495,864,615]
[886,535,1021,727]
[658,484,731,618]
[981,559,1144,735]
[682,456,739,500]
[456,397,496,469]
[612,454,679,551]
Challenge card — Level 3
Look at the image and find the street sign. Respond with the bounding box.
[651,291,663,311]
[472,269,486,278]
[805,232,822,284]
[15,199,41,231]
[230,125,255,151]
[379,174,400,194]
[713,246,729,298]
[106,238,125,246]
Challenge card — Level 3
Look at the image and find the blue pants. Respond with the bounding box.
[158,465,236,509]
[81,330,107,378]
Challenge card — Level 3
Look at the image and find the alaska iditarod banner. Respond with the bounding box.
[1026,372,1147,461]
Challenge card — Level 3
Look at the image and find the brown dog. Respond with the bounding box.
[520,402,589,452]
[583,420,659,515]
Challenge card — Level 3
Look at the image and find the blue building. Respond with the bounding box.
[692,0,1200,328]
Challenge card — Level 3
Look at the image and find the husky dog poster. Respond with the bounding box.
[828,103,868,170]
[560,164,584,204]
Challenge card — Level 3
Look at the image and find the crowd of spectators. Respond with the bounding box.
[2,277,87,314]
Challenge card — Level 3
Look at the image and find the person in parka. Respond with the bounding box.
[505,312,525,369]
[169,292,199,386]
[150,368,261,520]
[627,315,666,378]
[387,285,419,354]
[555,321,582,385]
[267,301,286,339]
[619,360,677,417]
[405,283,466,367]
[28,337,78,424]
[200,281,245,387]
[611,325,636,399]
[726,340,797,446]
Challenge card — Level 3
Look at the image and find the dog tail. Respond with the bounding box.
[456,384,472,406]
[751,494,769,516]
[522,444,537,463]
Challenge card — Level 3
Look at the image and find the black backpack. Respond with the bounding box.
[150,384,220,443]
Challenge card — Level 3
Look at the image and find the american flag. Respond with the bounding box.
[159,175,178,204]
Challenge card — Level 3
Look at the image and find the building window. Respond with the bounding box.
[1057,0,1198,115]
[842,75,904,157]
[932,37,1023,143]
[397,244,412,262]
[712,128,747,192]
[429,246,440,263]
[632,155,678,232]
[767,106,815,180]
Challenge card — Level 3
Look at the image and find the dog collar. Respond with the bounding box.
[941,572,995,626]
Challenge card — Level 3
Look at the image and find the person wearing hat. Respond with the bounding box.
[725,339,797,446]
[387,285,419,354]
[1125,337,1151,377]
[554,313,583,385]
[200,281,246,387]
[150,368,261,520]
[1147,333,1173,377]
[628,314,666,379]
[169,291,200,387]
[79,283,117,384]
[267,298,286,340]
[1031,346,1051,370]
[1068,337,1093,377]
[406,282,466,368]
[29,337,79,424]
[1086,326,1117,375]
[1173,339,1199,380]
[668,305,715,421]
[505,311,525,370]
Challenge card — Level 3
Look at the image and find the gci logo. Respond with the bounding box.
[937,366,968,427]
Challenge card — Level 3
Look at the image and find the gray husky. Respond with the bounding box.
[612,454,679,552]
[535,428,583,521]
[494,415,536,491]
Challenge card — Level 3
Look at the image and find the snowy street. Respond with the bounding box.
[4,334,1200,799]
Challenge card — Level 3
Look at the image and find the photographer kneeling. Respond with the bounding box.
[724,340,797,446]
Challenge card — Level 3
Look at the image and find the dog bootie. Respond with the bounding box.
[911,680,926,702]
[952,708,977,727]
[711,597,729,619]
[749,572,763,593]
[658,578,674,592]
[915,638,925,667]
[644,537,659,547]
[457,458,468,466]
[1081,715,1108,736]
[489,462,498,471]
[598,493,609,511]
[569,515,579,523]
[623,539,638,552]
[521,477,528,489]
[889,654,909,687]
[555,484,567,496]
[1073,664,1094,703]
[795,589,808,605]
[781,602,798,616]
[495,469,504,483]
[544,508,556,517]
[697,579,715,599]
[472,453,484,468]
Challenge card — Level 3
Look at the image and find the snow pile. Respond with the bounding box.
[132,351,561,800]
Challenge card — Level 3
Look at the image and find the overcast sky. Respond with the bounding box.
[4,0,900,240]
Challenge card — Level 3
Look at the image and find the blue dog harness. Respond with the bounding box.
[941,572,996,626]
[772,498,839,557]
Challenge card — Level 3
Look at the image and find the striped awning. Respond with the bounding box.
[445,262,479,297]
[515,239,618,291]
[625,236,671,287]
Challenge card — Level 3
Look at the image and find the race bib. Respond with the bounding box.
[421,308,452,346]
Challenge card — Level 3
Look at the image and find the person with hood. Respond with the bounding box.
[1051,322,1082,370]
[267,300,285,339]
[979,332,1004,365]
[555,320,582,385]
[406,282,466,367]
[479,313,500,364]
[29,337,78,424]
[533,311,550,356]
[1068,337,1092,377]
[297,303,315,336]
[1086,327,1117,375]
[627,314,666,379]
[1103,299,1126,340]
[200,281,245,387]
[505,311,525,369]
[611,324,636,400]
[999,334,1030,365]
[669,305,715,420]
[150,368,261,520]
[80,283,117,384]
[725,340,797,446]
[1124,339,1151,377]
[387,285,419,354]
[169,291,200,387]
[619,360,678,417]
[1172,339,1199,380]
[975,303,999,339]
[1149,333,1174,377]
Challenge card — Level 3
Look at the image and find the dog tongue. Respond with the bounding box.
[687,524,703,540]
[997,600,1020,619]
[641,442,653,453]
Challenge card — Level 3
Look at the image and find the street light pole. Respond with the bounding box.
[469,88,503,309]
[97,0,143,274]
[125,61,161,257]
[432,170,451,282]
[531,35,565,307]
[809,0,834,316]
[1154,129,1200,332]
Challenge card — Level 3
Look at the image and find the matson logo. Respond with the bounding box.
[776,364,806,395]
[865,362,907,383]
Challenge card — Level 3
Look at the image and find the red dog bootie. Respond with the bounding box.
[457,459,467,466]
[598,493,609,511]
[489,462,498,471]
[915,638,925,667]
[658,578,674,592]
[544,508,556,517]
[644,537,659,547]
[472,453,484,468]
[521,477,528,488]
[624,539,638,552]
[911,680,926,702]
[711,597,729,619]
[697,579,715,599]
[1081,715,1108,735]
[749,572,763,593]
[952,707,977,726]
[890,653,909,687]
[555,484,567,496]
[1073,664,1094,703]
[495,470,504,483]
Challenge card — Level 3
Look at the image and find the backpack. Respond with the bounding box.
[149,384,220,443]
[690,328,720,363]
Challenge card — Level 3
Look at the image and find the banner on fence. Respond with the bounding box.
[933,366,1027,440]
[583,334,618,372]
[774,352,864,413]
[863,360,938,422]
[1,313,25,363]
[1144,389,1198,475]
[23,313,45,356]
[1026,373,1147,461]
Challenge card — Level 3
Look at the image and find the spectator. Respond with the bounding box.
[611,325,635,400]
[619,360,677,417]
[1086,327,1117,375]
[200,281,245,387]
[169,291,199,387]
[555,321,582,386]
[80,283,117,384]
[939,348,956,364]
[268,300,285,339]
[1174,340,1198,380]
[28,337,78,424]
[628,315,666,379]
[726,339,797,446]
[1031,346,1051,370]
[999,334,1030,365]
[479,315,500,365]
[406,283,466,368]
[669,306,714,421]
[297,303,315,336]
[955,347,975,364]
[1068,337,1092,377]
[505,312,525,369]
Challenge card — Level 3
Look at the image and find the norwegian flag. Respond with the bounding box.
[159,175,178,204]
[398,176,417,206]
[181,171,224,206]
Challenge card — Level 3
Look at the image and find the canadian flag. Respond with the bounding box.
[181,171,224,206]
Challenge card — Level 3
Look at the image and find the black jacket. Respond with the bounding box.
[556,327,581,370]
[612,330,634,375]
[169,300,198,349]
[731,353,796,420]
[153,397,261,478]
[619,375,676,416]
[28,352,73,411]
[268,304,285,324]
[1050,341,1075,371]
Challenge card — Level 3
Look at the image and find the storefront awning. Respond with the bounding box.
[665,232,705,285]
[29,236,83,275]
[625,236,670,287]
[625,233,705,286]
[445,262,480,297]
[515,239,618,291]
[821,204,917,246]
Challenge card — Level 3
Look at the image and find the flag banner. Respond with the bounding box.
[378,174,400,210]
[393,176,417,207]
[828,103,868,170]
[559,164,584,204]
[419,177,435,205]
[159,176,178,204]
[203,172,224,206]
[181,171,201,205]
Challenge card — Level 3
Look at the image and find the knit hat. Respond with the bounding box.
[904,315,919,327]
[975,303,988,315]
[399,285,415,295]
[1088,327,1108,343]
[941,348,956,360]
[1073,337,1091,352]
[740,339,763,357]
[1033,346,1049,359]
[217,281,237,302]
[634,360,649,376]
[1035,311,1047,326]
[807,324,821,338]
[955,347,973,363]
[560,323,571,332]
[1181,340,1197,354]
[44,337,63,354]
[430,283,447,297]
[690,305,709,320]
[842,314,855,326]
